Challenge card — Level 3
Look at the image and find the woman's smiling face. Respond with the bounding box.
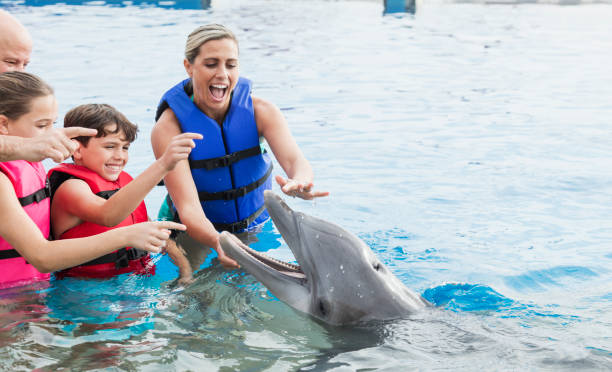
[184,37,239,123]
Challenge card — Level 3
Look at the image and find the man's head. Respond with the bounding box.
[0,10,32,73]
[65,104,138,181]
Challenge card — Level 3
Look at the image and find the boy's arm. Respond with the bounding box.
[165,238,193,285]
[54,133,201,228]
[0,173,185,273]
[152,109,239,269]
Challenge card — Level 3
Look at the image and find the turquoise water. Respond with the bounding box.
[1,0,611,370]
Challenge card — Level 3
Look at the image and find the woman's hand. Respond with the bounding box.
[275,175,329,200]
[214,240,240,269]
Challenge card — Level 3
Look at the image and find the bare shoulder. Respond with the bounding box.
[0,172,16,200]
[153,108,181,135]
[253,96,281,117]
[53,178,93,203]
[151,108,181,156]
[252,95,285,135]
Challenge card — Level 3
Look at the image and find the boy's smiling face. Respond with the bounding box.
[73,123,130,181]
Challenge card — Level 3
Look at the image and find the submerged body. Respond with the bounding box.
[220,191,428,325]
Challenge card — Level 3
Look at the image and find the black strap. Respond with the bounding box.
[166,193,266,234]
[79,247,148,269]
[0,249,22,260]
[96,189,118,200]
[197,163,273,201]
[212,203,267,233]
[189,145,262,171]
[18,181,50,207]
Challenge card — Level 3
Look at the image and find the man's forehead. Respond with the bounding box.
[0,35,32,54]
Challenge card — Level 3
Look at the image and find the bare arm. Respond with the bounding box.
[151,108,238,269]
[164,238,193,285]
[0,127,97,163]
[0,173,185,273]
[253,96,329,200]
[52,132,201,229]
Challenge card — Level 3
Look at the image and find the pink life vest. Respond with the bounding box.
[47,164,152,278]
[0,160,51,289]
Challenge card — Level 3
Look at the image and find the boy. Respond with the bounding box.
[48,104,199,283]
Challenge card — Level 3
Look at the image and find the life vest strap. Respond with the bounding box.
[79,247,148,269]
[212,203,267,233]
[166,193,266,234]
[0,249,22,260]
[197,163,273,201]
[189,145,262,171]
[18,181,50,207]
[97,189,119,199]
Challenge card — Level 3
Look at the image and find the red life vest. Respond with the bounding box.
[47,163,153,278]
[0,160,51,289]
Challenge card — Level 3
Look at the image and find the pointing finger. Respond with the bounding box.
[62,127,98,139]
[156,221,186,231]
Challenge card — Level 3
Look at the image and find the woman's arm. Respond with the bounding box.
[151,108,238,269]
[0,173,185,273]
[253,96,329,200]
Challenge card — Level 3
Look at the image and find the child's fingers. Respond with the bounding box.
[173,132,203,142]
[182,132,203,140]
[156,221,186,231]
[170,137,200,150]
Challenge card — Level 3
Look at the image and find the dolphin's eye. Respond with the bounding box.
[319,301,327,316]
[373,263,381,271]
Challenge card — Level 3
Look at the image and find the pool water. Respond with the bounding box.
[1,0,611,370]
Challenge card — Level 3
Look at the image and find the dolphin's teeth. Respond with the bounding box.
[241,242,302,272]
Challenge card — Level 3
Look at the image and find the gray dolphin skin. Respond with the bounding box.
[219,190,429,325]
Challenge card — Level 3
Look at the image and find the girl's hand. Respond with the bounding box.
[159,133,203,171]
[275,175,329,200]
[124,221,186,253]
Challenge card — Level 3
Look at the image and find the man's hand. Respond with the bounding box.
[15,127,97,163]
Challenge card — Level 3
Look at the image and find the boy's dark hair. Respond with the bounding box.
[64,104,138,145]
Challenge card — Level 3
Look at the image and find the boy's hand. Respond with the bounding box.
[125,221,186,253]
[159,132,203,171]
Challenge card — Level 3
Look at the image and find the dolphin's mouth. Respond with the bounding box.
[228,234,306,279]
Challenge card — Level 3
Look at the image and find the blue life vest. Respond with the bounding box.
[157,77,272,233]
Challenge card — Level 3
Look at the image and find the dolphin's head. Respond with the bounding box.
[220,190,428,325]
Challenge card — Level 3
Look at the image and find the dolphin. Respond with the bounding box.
[219,190,429,325]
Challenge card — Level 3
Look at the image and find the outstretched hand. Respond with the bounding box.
[159,132,203,171]
[215,241,240,269]
[125,221,186,254]
[275,175,329,200]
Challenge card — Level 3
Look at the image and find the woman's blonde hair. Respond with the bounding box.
[0,71,54,120]
[185,24,238,63]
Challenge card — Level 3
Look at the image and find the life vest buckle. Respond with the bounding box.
[212,153,234,169]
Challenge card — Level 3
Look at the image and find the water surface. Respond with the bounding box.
[1,0,611,370]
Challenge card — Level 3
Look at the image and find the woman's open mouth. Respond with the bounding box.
[209,84,227,102]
